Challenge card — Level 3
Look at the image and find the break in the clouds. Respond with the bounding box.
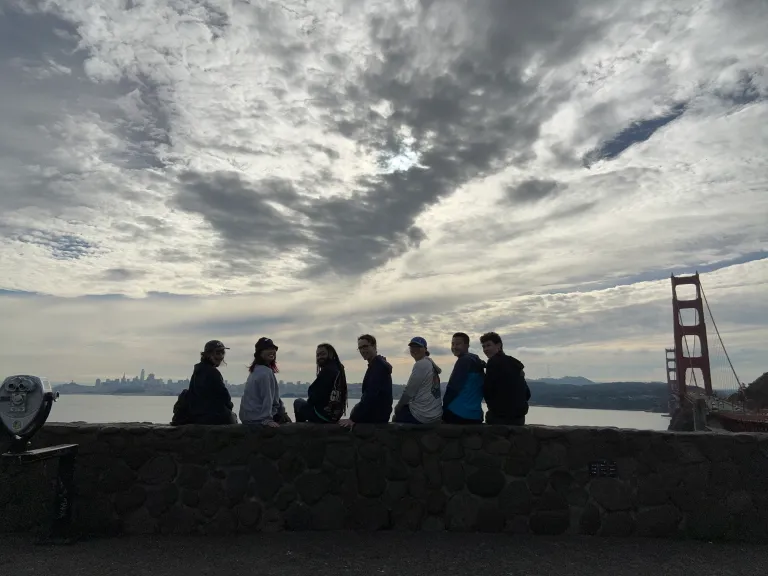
[0,0,766,386]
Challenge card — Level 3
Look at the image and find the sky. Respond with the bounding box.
[1,0,766,388]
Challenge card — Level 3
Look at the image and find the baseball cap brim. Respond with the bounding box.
[256,338,278,350]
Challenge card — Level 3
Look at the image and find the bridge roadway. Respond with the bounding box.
[685,388,768,431]
[2,532,767,576]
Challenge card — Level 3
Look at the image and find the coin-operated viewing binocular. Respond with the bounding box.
[1,375,59,453]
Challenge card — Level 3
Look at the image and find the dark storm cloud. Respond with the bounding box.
[175,0,615,278]
[107,73,173,170]
[583,102,688,167]
[101,268,147,281]
[505,179,566,203]
[173,169,428,277]
[174,171,307,260]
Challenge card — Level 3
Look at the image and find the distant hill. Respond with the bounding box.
[527,380,668,413]
[533,376,596,386]
[737,372,768,410]
[54,382,98,394]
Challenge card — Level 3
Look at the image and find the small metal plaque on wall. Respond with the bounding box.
[588,460,618,478]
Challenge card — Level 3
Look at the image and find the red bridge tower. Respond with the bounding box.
[671,273,712,401]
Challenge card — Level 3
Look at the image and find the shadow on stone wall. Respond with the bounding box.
[1,424,768,541]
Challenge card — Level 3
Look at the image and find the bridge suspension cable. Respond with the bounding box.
[700,281,743,399]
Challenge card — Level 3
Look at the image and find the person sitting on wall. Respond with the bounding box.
[240,337,291,427]
[294,343,348,423]
[172,340,237,425]
[339,334,393,429]
[393,336,443,425]
[480,331,530,425]
[442,332,486,424]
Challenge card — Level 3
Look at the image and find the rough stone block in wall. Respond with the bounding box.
[1,423,768,542]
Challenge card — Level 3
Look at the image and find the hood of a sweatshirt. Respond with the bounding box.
[508,355,524,372]
[464,352,486,370]
[374,355,393,373]
[426,357,442,375]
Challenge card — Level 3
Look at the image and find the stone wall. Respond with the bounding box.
[2,424,768,541]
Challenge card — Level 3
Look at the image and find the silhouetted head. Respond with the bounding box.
[249,337,279,373]
[450,332,470,357]
[201,340,229,367]
[408,336,429,361]
[357,334,377,362]
[316,343,340,369]
[480,332,503,359]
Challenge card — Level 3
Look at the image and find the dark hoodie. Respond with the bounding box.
[350,355,393,423]
[182,360,234,425]
[306,363,346,422]
[483,352,530,420]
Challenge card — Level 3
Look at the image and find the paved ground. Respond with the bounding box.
[1,533,767,576]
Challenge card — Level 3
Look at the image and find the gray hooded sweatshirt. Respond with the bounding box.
[239,365,284,425]
[398,357,443,424]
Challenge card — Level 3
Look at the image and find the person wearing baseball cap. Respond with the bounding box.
[240,337,290,426]
[172,340,237,425]
[393,337,443,424]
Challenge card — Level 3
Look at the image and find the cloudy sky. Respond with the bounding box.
[1,0,766,389]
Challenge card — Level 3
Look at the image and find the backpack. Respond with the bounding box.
[326,370,348,422]
[170,389,191,426]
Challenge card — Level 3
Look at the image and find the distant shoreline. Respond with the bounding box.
[52,391,669,414]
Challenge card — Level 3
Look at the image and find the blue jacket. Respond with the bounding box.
[443,352,486,421]
[350,355,393,423]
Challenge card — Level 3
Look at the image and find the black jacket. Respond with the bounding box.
[483,352,530,419]
[177,360,234,425]
[350,356,393,423]
[307,364,340,413]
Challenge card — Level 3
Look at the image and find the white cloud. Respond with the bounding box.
[0,0,765,386]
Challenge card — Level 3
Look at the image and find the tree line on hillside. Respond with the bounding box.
[729,372,768,410]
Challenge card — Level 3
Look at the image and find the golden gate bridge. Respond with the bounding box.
[666,273,768,432]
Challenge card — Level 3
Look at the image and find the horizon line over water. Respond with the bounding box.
[47,395,670,430]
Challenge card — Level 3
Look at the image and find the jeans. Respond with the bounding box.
[294,398,330,423]
[485,411,526,426]
[442,408,483,425]
[393,404,421,424]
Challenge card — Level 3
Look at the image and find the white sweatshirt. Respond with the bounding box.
[239,365,284,425]
[401,357,443,424]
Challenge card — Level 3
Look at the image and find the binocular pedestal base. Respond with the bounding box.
[2,443,79,545]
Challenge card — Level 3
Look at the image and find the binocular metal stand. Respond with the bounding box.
[2,440,79,545]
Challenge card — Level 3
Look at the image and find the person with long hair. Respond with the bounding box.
[294,343,348,423]
[239,337,289,427]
